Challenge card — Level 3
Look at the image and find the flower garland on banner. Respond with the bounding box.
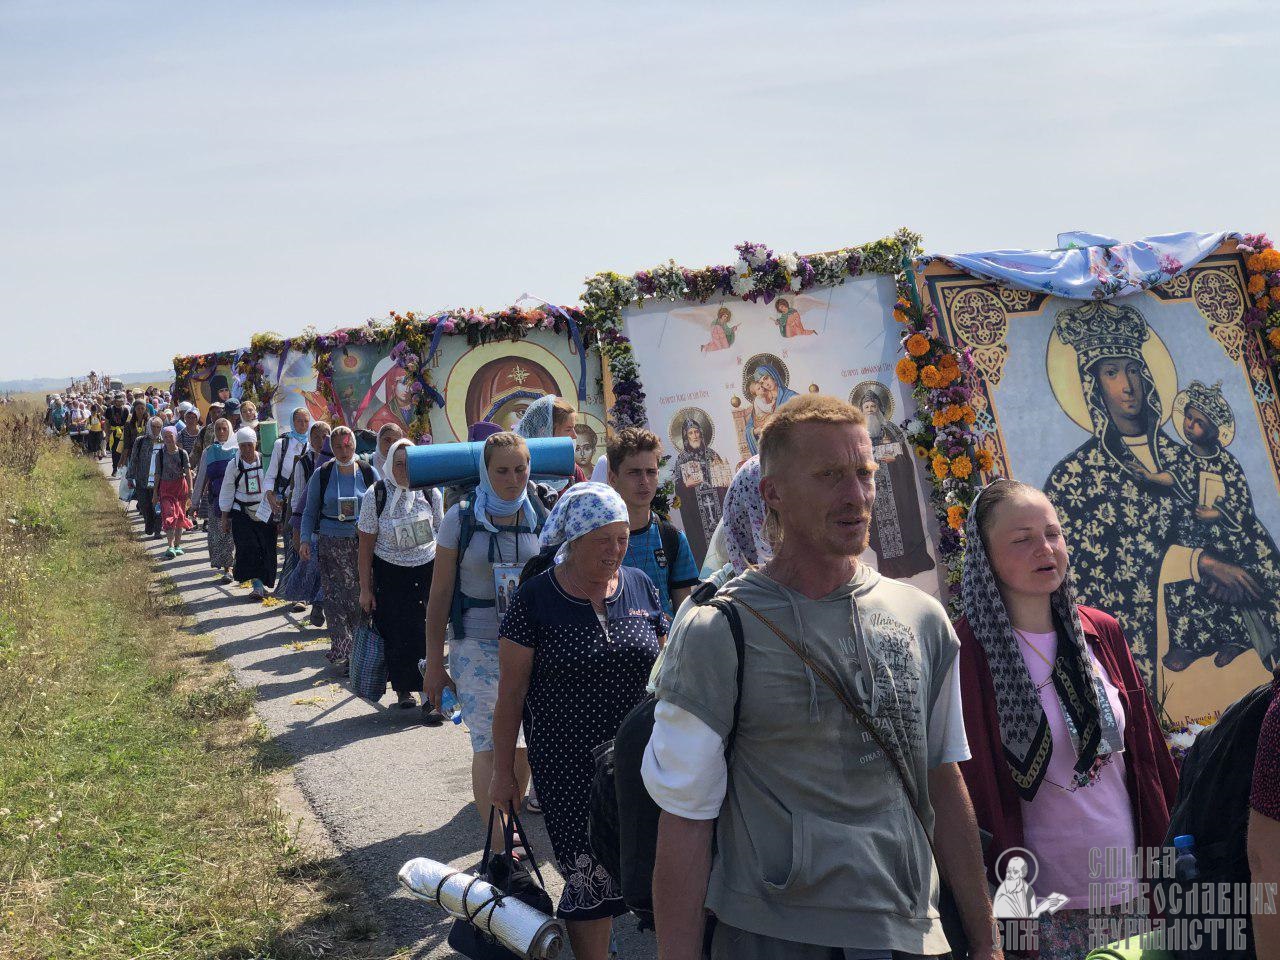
[894,291,990,603]
[1238,232,1280,371]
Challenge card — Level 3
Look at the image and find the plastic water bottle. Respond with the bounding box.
[1174,834,1199,883]
[439,687,463,725]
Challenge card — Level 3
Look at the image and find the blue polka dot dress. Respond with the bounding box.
[500,565,664,920]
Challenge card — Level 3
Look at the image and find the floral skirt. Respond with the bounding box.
[317,534,359,661]
[206,509,234,570]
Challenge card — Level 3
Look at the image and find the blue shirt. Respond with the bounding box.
[624,513,700,618]
[300,461,378,541]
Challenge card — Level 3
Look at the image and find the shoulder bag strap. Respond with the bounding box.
[658,519,681,592]
[731,595,939,864]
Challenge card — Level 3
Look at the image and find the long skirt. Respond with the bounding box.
[372,555,433,694]
[275,503,300,587]
[157,477,193,533]
[206,507,234,570]
[230,509,277,587]
[317,534,360,662]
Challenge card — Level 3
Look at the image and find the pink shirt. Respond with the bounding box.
[1015,630,1136,909]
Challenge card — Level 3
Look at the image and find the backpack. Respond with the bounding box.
[448,482,554,640]
[316,458,376,506]
[654,517,683,594]
[1161,671,1278,959]
[588,588,746,927]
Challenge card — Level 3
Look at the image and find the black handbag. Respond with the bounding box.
[447,808,555,960]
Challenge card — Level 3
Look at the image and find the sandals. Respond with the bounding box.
[524,795,542,815]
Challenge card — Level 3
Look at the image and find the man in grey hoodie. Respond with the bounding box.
[643,394,1000,960]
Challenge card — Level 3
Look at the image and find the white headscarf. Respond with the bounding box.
[538,482,629,550]
[381,437,417,516]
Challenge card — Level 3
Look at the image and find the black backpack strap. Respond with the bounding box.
[704,596,746,756]
[657,519,681,592]
[359,461,376,487]
[318,459,335,501]
[375,479,387,518]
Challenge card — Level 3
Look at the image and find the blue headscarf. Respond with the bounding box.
[472,442,536,534]
[514,394,558,439]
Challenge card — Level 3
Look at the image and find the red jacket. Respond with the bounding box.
[954,605,1179,887]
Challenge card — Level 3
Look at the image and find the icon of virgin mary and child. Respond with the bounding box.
[1043,300,1280,690]
[742,355,802,456]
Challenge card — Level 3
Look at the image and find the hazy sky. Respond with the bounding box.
[3,1,1276,380]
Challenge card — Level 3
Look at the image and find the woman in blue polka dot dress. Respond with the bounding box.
[491,483,665,960]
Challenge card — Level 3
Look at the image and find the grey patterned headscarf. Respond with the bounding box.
[962,479,1122,801]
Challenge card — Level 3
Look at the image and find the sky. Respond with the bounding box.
[2,0,1278,380]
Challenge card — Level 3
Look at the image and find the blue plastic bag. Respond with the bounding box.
[350,615,387,701]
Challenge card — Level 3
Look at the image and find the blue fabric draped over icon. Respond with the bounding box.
[918,231,1238,300]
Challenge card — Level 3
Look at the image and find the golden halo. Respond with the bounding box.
[848,380,894,420]
[741,353,789,396]
[669,407,715,450]
[1172,389,1236,447]
[1045,321,1177,432]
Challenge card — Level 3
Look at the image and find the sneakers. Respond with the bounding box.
[173,547,184,557]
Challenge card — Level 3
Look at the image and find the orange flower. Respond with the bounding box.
[931,410,947,428]
[961,405,977,425]
[976,449,995,471]
[1248,254,1262,272]
[893,300,912,324]
[931,454,950,480]
[896,357,919,384]
[919,365,942,389]
[1260,249,1280,271]
[1259,296,1272,312]
[1248,274,1267,295]
[1269,328,1280,351]
[947,505,966,530]
[951,454,973,479]
[906,333,931,358]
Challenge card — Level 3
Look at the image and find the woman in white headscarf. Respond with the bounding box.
[491,482,665,959]
[356,438,446,721]
[218,426,277,600]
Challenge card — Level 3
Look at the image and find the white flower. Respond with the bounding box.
[905,419,922,435]
[1168,731,1196,751]
[789,276,802,291]
[778,252,799,272]
[730,275,754,296]
[747,248,768,267]
[734,258,751,277]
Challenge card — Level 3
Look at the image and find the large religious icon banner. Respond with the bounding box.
[175,355,238,418]
[260,347,324,427]
[424,327,608,452]
[919,239,1280,725]
[622,275,943,595]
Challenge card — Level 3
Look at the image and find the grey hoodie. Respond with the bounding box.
[653,564,958,954]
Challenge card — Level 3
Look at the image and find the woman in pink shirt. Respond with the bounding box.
[954,479,1178,959]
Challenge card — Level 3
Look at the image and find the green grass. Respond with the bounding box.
[0,435,387,959]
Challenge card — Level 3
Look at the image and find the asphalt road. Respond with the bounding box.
[104,462,655,960]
